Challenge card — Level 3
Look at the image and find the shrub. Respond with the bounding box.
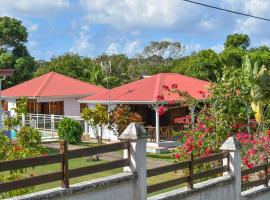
[17,126,42,149]
[58,118,83,144]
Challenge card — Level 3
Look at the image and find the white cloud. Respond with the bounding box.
[79,0,270,46]
[105,40,142,56]
[0,0,69,17]
[70,25,95,56]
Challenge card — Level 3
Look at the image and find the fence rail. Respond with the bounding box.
[241,158,269,190]
[147,152,228,194]
[0,141,130,193]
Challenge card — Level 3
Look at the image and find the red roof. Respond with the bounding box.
[80,73,209,103]
[2,72,107,98]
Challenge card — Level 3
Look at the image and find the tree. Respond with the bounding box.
[220,47,245,68]
[142,41,184,59]
[0,16,35,88]
[95,54,132,87]
[81,104,110,144]
[0,16,28,50]
[172,49,222,81]
[224,33,250,49]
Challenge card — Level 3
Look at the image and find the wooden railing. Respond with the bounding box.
[0,141,130,193]
[241,158,269,190]
[147,152,228,194]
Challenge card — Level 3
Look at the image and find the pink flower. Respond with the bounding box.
[171,84,178,89]
[175,153,180,159]
[205,147,211,155]
[158,106,168,116]
[163,85,170,92]
[156,94,164,101]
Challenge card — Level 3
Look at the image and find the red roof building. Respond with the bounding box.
[2,72,107,116]
[80,73,209,146]
[80,73,208,104]
[2,72,106,98]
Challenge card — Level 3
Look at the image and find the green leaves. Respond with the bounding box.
[57,118,83,144]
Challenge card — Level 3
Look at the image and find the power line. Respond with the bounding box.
[182,0,270,22]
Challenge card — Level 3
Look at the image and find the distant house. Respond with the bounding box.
[80,73,209,152]
[2,72,107,116]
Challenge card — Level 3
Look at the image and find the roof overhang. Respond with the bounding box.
[79,98,207,105]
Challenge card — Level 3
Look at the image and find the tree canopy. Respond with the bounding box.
[1,16,270,89]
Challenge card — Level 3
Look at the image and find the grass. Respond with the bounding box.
[2,143,184,197]
[147,151,173,161]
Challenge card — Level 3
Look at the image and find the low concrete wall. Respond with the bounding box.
[241,185,270,200]
[148,175,235,200]
[9,173,137,200]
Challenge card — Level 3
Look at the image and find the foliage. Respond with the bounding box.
[4,116,20,131]
[81,104,110,143]
[14,97,28,115]
[57,118,83,144]
[0,126,42,198]
[17,126,42,149]
[112,105,142,135]
[0,133,11,159]
[142,41,184,59]
[173,49,222,81]
[224,33,250,49]
[0,16,36,88]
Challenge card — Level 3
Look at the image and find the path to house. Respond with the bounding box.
[43,143,171,169]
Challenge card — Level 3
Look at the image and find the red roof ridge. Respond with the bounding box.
[152,73,165,101]
[33,72,54,97]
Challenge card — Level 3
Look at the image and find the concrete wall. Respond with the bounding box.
[9,173,137,200]
[241,186,270,200]
[148,176,235,200]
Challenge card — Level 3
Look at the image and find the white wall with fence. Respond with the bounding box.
[7,123,270,200]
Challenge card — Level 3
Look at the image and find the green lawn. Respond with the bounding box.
[2,144,184,197]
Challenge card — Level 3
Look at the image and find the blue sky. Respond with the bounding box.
[1,0,270,60]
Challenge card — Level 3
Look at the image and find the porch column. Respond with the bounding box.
[154,105,160,143]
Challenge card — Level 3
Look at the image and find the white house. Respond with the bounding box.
[2,72,107,116]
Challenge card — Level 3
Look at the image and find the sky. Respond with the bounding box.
[1,0,270,60]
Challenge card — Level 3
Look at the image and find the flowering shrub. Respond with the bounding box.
[169,65,270,183]
[0,130,43,198]
[112,105,142,135]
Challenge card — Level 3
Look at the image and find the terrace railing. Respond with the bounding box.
[147,152,229,194]
[20,113,85,139]
[0,141,130,193]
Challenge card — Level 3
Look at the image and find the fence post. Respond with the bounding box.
[119,123,148,200]
[60,140,69,188]
[220,136,241,200]
[188,152,194,189]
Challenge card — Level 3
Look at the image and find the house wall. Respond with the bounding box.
[63,98,81,116]
[7,99,16,116]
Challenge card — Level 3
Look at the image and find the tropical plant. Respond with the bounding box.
[17,126,42,149]
[57,118,83,144]
[112,105,142,135]
[81,104,110,144]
